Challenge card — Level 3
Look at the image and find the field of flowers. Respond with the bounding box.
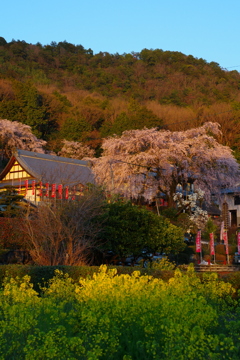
[1,264,240,360]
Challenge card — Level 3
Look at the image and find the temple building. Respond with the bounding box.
[0,149,94,204]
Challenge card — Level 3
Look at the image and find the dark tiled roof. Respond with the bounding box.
[221,187,240,194]
[0,149,94,186]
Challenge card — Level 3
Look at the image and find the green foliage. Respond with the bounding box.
[0,187,25,217]
[52,91,72,108]
[203,218,218,239]
[223,272,240,293]
[29,68,50,85]
[98,200,185,258]
[172,245,196,265]
[148,257,176,271]
[160,90,188,107]
[100,112,129,137]
[162,207,196,234]
[0,36,7,46]
[101,102,163,137]
[0,81,54,138]
[60,117,92,141]
[0,266,239,359]
[161,207,178,220]
[1,40,240,156]
[0,41,239,106]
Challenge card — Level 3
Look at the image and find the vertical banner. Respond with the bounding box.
[238,232,240,255]
[223,230,228,245]
[51,184,56,198]
[45,183,49,197]
[25,179,28,195]
[58,184,63,199]
[209,233,215,255]
[65,186,69,200]
[196,230,202,253]
[32,180,36,195]
[220,221,224,242]
[223,230,229,255]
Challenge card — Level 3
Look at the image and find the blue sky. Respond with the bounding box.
[1,0,240,71]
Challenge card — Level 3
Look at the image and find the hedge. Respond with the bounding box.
[0,265,175,293]
[1,264,240,295]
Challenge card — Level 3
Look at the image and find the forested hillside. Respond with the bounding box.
[0,37,240,158]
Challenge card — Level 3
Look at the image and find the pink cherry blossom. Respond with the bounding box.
[91,122,240,206]
[0,119,46,158]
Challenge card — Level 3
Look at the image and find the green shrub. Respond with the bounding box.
[220,272,240,292]
[0,265,176,293]
[147,258,176,271]
[0,265,238,360]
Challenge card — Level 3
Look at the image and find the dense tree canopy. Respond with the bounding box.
[100,101,163,137]
[0,82,56,139]
[97,200,185,259]
[1,40,239,106]
[59,117,92,141]
[0,39,240,158]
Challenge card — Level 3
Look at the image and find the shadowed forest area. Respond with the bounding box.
[0,37,240,159]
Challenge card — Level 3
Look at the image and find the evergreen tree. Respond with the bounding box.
[0,187,25,217]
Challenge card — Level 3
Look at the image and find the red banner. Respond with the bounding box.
[223,230,229,254]
[32,180,36,195]
[223,230,228,245]
[51,184,56,198]
[58,184,62,199]
[159,198,164,206]
[196,230,201,253]
[226,244,229,255]
[238,232,240,255]
[25,179,28,194]
[209,233,215,255]
[45,183,49,197]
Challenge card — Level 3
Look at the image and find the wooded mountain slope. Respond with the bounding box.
[0,37,240,158]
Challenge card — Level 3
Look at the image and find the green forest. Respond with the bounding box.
[0,36,240,158]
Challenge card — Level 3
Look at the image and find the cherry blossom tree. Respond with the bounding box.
[173,190,209,230]
[91,122,240,206]
[0,119,46,159]
[58,139,95,160]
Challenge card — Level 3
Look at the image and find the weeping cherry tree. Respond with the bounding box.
[91,122,240,206]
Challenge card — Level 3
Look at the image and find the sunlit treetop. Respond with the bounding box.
[0,119,46,158]
[58,139,95,160]
[91,122,240,205]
